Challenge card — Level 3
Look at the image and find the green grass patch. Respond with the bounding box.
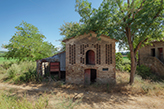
[0,57,16,65]
[123,56,130,63]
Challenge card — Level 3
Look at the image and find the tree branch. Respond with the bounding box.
[133,0,146,19]
[134,38,148,55]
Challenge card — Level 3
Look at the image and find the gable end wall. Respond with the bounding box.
[65,33,116,84]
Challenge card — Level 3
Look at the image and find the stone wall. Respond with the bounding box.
[65,32,116,84]
[142,57,164,76]
[139,41,164,76]
[139,41,164,65]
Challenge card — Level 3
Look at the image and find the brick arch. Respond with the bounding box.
[86,50,95,65]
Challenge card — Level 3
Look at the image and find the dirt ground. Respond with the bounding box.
[0,82,164,109]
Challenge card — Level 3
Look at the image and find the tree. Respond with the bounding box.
[59,22,85,51]
[61,0,164,84]
[3,21,57,61]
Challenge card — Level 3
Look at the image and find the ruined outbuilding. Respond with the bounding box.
[37,32,117,84]
[138,40,164,76]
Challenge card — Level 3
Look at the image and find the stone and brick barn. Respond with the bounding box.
[37,32,117,84]
[138,40,164,76]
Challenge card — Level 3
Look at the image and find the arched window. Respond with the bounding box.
[86,50,95,65]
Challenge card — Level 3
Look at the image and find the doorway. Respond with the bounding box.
[84,69,97,84]
[151,48,155,57]
[86,50,95,65]
[158,48,163,61]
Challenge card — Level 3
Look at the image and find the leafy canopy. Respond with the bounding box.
[3,21,57,61]
[60,0,164,84]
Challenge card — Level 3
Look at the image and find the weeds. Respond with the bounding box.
[0,90,48,109]
[116,71,164,95]
[54,96,82,109]
[4,61,38,84]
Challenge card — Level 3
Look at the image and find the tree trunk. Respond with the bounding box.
[126,27,137,85]
[129,42,137,85]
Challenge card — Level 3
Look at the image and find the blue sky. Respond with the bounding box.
[0,0,121,52]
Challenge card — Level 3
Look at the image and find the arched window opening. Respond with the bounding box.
[86,50,95,65]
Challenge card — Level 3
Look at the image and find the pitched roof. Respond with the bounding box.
[62,31,117,42]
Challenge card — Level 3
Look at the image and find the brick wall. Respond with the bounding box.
[65,32,116,84]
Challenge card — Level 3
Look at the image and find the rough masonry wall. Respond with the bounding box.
[139,41,164,65]
[65,33,116,84]
[139,41,164,76]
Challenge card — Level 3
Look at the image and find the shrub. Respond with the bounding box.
[1,61,15,70]
[136,65,152,79]
[123,63,131,72]
[0,65,6,74]
[116,52,124,71]
[5,61,39,83]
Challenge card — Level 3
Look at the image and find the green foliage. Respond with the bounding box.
[5,61,40,83]
[123,63,131,72]
[0,51,6,57]
[123,57,130,63]
[136,65,152,79]
[59,22,85,51]
[1,61,15,70]
[2,21,57,62]
[127,52,138,61]
[62,0,164,83]
[0,57,17,65]
[116,53,131,72]
[116,52,124,71]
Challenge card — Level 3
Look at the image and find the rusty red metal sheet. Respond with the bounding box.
[84,69,90,84]
[50,62,60,72]
[50,62,59,65]
[50,69,59,72]
[51,66,59,69]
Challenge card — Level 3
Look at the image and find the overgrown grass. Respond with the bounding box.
[0,88,81,109]
[0,90,48,109]
[1,61,41,84]
[116,71,164,96]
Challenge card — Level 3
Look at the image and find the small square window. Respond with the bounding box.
[102,68,108,71]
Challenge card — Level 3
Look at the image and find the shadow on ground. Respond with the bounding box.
[9,81,134,107]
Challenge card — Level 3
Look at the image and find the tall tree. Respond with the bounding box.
[2,21,57,61]
[59,22,84,51]
[61,0,163,84]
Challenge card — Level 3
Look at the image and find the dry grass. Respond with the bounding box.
[0,71,164,109]
[116,71,164,96]
[48,71,164,96]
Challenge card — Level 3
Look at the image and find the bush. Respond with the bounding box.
[0,65,6,74]
[123,63,131,72]
[5,61,39,83]
[1,62,15,70]
[136,65,152,79]
[116,52,124,71]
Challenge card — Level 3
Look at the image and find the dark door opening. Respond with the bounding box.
[86,50,95,65]
[158,48,163,61]
[90,69,96,83]
[84,69,97,84]
[151,48,155,57]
